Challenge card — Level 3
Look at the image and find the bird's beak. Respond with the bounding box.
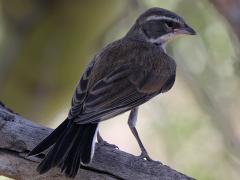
[174,24,196,35]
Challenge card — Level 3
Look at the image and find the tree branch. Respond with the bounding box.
[0,102,194,180]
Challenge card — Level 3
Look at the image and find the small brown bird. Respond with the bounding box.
[29,7,196,177]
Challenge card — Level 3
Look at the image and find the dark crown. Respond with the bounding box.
[126,7,196,46]
[136,7,184,25]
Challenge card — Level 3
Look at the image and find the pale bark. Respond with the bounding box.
[0,102,194,180]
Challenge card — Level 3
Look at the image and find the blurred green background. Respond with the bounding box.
[1,0,240,179]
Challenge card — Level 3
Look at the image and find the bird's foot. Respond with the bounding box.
[138,151,154,161]
[131,151,161,165]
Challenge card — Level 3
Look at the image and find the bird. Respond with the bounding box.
[28,7,196,178]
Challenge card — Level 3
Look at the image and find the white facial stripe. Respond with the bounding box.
[145,15,180,24]
[147,32,177,46]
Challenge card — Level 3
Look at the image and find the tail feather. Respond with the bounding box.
[50,125,79,167]
[36,122,78,174]
[28,119,69,156]
[61,124,97,177]
[59,127,83,174]
[29,118,98,178]
[81,125,98,164]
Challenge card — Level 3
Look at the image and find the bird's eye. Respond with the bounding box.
[164,21,175,29]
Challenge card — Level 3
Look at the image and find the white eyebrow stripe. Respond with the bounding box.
[145,15,180,23]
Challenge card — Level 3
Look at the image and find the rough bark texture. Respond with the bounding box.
[0,102,194,180]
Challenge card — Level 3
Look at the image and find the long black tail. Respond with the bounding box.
[28,119,98,178]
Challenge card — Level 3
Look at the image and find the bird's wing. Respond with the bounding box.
[74,60,170,124]
[72,65,152,124]
[67,60,96,119]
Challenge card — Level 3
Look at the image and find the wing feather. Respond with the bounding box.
[68,60,95,119]
[74,65,160,124]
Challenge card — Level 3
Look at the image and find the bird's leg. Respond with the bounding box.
[128,107,153,161]
[97,131,118,149]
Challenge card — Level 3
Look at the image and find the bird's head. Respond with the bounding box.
[127,7,196,46]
